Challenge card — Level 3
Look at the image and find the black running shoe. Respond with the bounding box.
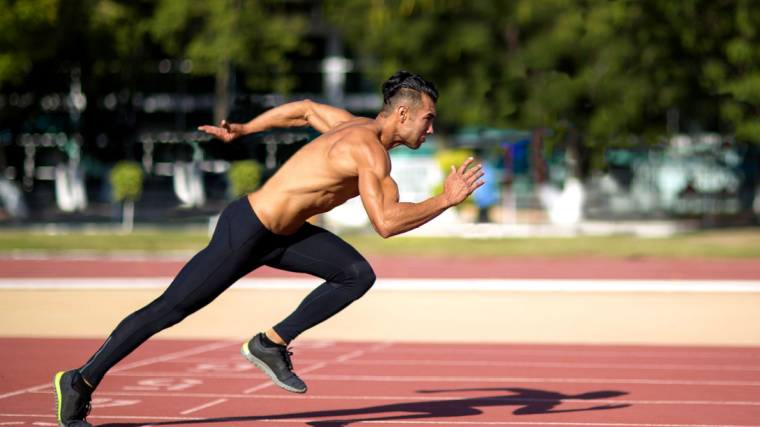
[54,370,93,427]
[241,333,307,393]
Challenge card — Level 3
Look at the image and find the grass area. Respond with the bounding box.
[1,227,759,259]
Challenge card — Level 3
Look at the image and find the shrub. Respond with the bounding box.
[109,161,144,202]
[228,160,262,198]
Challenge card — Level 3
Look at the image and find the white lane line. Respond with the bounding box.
[159,356,760,372]
[109,340,239,373]
[179,398,227,415]
[2,414,759,426]
[336,350,365,363]
[368,347,760,360]
[368,342,394,352]
[301,374,760,387]
[103,371,760,386]
[242,362,327,394]
[242,382,274,394]
[0,385,49,400]
[3,278,760,293]
[0,340,238,402]
[25,389,760,406]
[243,345,375,394]
[340,359,760,371]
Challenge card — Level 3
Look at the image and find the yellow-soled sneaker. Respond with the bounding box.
[54,370,92,427]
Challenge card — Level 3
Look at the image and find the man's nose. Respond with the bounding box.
[428,124,434,134]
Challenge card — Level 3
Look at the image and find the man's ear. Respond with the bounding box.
[397,105,408,123]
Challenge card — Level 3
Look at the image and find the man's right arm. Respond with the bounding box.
[198,100,354,142]
[356,143,484,238]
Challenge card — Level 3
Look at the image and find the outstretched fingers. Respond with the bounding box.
[448,158,485,198]
[457,157,475,174]
[468,170,485,186]
[198,120,236,143]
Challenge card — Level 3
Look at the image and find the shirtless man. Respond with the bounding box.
[54,71,484,427]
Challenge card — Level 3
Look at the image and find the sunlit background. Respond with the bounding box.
[1,0,758,237]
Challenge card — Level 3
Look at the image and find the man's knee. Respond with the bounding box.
[337,260,375,299]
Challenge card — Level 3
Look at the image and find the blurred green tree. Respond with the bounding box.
[0,0,62,87]
[325,0,760,175]
[109,160,144,233]
[147,0,309,125]
[227,159,262,199]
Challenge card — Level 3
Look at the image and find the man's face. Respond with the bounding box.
[399,94,436,149]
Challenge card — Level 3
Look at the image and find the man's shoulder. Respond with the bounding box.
[329,119,382,148]
[326,122,387,168]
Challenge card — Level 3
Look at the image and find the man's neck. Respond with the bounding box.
[374,115,404,151]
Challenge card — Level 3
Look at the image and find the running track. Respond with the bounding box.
[1,255,759,426]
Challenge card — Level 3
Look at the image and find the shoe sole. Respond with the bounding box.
[53,371,66,427]
[241,342,307,394]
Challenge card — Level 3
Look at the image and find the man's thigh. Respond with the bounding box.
[267,223,368,281]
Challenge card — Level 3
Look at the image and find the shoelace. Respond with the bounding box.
[278,347,295,371]
[75,394,92,421]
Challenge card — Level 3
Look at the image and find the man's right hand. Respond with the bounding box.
[198,120,246,143]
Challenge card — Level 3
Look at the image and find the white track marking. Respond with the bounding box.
[2,414,759,426]
[4,277,760,293]
[368,347,760,360]
[158,356,760,372]
[179,398,227,415]
[0,385,49,400]
[299,374,760,387]
[242,342,388,393]
[25,390,760,406]
[104,371,760,386]
[242,362,327,393]
[110,340,239,373]
[336,350,365,362]
[339,359,760,371]
[0,340,238,403]
[242,382,275,394]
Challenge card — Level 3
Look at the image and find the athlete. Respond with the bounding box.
[54,71,484,427]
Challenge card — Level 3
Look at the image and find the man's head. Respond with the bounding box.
[380,71,439,118]
[379,71,438,149]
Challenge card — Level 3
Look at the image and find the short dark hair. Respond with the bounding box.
[380,71,438,116]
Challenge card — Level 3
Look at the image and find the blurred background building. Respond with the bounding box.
[1,0,758,233]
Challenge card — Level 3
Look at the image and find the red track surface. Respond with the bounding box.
[3,337,760,426]
[2,255,760,425]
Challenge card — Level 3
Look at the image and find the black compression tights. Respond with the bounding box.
[79,198,375,388]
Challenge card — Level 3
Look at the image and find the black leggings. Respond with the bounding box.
[79,198,375,388]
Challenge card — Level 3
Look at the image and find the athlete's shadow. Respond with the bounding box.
[288,388,630,426]
[97,387,630,427]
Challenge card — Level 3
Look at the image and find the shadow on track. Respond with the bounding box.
[98,387,630,426]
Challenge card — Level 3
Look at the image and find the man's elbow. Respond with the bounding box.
[372,222,395,239]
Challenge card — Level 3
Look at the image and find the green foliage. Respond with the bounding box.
[109,161,145,202]
[227,160,262,199]
[326,0,760,149]
[147,0,308,94]
[0,0,62,87]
